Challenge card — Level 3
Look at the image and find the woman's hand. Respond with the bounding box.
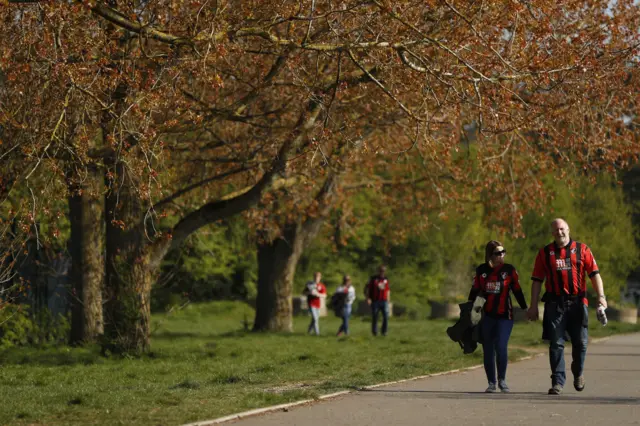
[526,305,539,321]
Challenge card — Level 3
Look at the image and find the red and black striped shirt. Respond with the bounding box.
[365,275,390,302]
[531,239,599,305]
[468,263,527,319]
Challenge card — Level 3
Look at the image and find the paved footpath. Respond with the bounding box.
[227,333,640,426]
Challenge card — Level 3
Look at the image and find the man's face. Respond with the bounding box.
[551,220,570,247]
[314,273,322,282]
[378,267,386,277]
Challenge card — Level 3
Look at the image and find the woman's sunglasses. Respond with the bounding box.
[493,250,507,256]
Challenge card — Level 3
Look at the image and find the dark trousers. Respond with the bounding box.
[545,300,588,387]
[371,300,389,336]
[481,316,514,383]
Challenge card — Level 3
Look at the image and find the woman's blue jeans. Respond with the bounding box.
[307,307,320,335]
[481,316,514,383]
[338,304,352,335]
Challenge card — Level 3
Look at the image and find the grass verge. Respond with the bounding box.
[0,301,638,426]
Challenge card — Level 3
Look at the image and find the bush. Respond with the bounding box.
[153,218,257,312]
[0,304,70,348]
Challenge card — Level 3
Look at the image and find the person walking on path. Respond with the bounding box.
[526,218,608,395]
[468,240,528,393]
[304,272,327,335]
[335,275,356,337]
[364,265,391,336]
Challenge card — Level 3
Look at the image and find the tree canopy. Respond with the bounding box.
[2,0,639,352]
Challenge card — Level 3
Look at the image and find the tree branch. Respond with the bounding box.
[90,3,193,47]
[147,100,324,268]
[152,165,259,211]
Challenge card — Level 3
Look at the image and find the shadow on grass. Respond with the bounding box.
[152,331,219,339]
[0,346,105,366]
[153,329,323,340]
[0,344,169,366]
[217,330,337,339]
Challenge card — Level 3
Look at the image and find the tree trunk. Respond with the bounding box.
[68,164,104,344]
[253,173,339,332]
[253,212,333,331]
[253,224,304,332]
[102,160,153,355]
[97,96,323,350]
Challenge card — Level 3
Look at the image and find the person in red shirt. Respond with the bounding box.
[364,265,391,336]
[304,272,327,335]
[526,218,608,395]
[468,240,528,393]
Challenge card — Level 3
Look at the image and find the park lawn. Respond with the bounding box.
[0,301,638,426]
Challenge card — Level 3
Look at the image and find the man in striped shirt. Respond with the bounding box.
[365,265,391,336]
[527,218,607,395]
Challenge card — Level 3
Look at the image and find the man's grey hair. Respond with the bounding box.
[551,218,569,228]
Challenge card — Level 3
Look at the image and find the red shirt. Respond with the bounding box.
[531,240,599,305]
[365,275,390,301]
[307,282,326,308]
[469,263,527,319]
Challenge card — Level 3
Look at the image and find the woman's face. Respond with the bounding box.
[491,246,506,266]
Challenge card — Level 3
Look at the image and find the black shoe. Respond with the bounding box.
[574,375,585,392]
[548,384,563,395]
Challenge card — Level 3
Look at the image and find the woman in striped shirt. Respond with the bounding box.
[468,240,528,393]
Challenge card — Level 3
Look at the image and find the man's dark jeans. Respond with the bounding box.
[371,300,389,336]
[545,299,589,387]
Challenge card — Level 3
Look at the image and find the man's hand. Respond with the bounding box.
[367,298,372,306]
[526,305,539,321]
[598,295,608,309]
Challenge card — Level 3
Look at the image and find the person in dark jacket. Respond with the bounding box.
[468,240,528,393]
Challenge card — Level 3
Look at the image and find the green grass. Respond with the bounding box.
[0,301,638,426]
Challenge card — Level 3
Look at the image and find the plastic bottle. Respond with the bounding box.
[596,306,607,326]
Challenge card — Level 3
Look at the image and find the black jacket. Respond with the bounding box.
[446,301,483,354]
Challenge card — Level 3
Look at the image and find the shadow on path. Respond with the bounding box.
[360,389,640,405]
[589,353,640,357]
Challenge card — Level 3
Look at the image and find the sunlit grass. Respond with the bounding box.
[0,301,638,426]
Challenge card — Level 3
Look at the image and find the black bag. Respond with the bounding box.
[446,301,482,354]
[331,292,347,317]
[303,282,316,298]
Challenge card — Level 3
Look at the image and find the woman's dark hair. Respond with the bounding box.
[484,240,504,263]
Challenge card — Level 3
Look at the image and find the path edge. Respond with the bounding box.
[180,351,545,426]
